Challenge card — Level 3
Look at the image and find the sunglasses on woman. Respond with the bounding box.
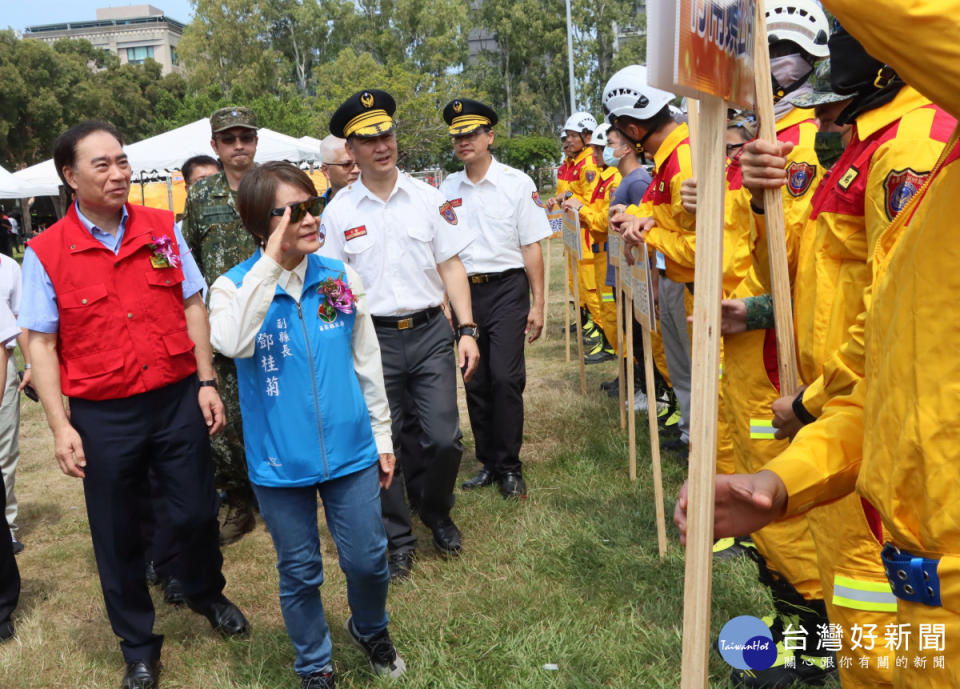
[269,196,326,223]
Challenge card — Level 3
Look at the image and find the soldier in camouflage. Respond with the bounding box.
[181,107,260,545]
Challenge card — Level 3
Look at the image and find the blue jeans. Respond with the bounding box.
[253,463,390,676]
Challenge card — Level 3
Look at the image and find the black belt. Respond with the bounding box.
[468,267,525,284]
[372,306,442,330]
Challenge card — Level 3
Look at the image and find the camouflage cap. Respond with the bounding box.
[787,59,848,108]
[210,107,259,134]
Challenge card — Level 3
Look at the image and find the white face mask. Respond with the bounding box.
[603,145,624,167]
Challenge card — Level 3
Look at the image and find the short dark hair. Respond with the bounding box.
[53,121,124,189]
[182,155,220,187]
[237,161,317,246]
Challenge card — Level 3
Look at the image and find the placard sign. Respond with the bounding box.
[547,209,564,239]
[630,246,656,333]
[562,209,582,261]
[608,231,622,267]
[648,0,757,109]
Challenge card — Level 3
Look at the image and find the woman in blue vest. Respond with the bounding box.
[208,162,405,689]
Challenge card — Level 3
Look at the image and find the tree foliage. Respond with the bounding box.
[2,1,648,171]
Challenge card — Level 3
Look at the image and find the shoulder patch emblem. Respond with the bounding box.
[884,167,929,220]
[439,201,458,225]
[531,191,545,208]
[837,166,859,191]
[786,161,817,197]
[345,225,367,241]
[585,170,597,184]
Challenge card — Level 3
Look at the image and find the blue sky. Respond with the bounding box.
[2,1,195,33]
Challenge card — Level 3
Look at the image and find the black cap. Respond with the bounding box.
[329,89,396,139]
[443,98,499,135]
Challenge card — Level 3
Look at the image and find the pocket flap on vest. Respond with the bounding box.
[65,350,124,380]
[144,268,184,287]
[59,283,108,309]
[162,329,195,356]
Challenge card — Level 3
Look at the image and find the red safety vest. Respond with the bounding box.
[29,203,198,400]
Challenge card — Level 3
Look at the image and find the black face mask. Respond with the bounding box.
[814,132,845,169]
[828,30,886,95]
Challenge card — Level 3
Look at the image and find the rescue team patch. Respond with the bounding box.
[786,161,816,197]
[585,170,597,184]
[531,191,545,208]
[838,166,859,191]
[884,168,929,220]
[439,201,458,225]
[345,225,367,241]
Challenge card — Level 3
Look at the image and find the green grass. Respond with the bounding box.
[0,240,838,688]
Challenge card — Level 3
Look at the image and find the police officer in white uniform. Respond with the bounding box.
[319,90,480,581]
[439,99,551,499]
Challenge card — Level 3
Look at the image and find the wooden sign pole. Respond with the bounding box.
[616,263,626,431]
[679,94,727,689]
[564,247,571,363]
[543,237,552,340]
[752,1,799,395]
[642,327,668,559]
[570,252,587,395]
[625,284,637,481]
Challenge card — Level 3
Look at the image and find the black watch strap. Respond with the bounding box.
[792,390,816,425]
[198,379,219,390]
[457,325,479,339]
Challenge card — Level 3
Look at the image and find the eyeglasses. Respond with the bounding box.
[270,196,326,223]
[325,160,358,169]
[216,132,257,145]
[726,142,745,156]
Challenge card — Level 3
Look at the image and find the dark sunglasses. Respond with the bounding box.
[269,196,326,223]
[216,132,257,145]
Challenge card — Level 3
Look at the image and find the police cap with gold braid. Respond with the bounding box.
[443,98,499,135]
[329,89,396,139]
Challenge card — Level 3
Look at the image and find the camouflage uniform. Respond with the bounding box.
[181,170,258,515]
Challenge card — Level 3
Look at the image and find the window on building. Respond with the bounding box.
[126,46,155,64]
[170,46,178,65]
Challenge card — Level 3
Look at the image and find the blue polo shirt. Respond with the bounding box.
[19,202,206,333]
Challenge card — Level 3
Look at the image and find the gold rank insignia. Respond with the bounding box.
[453,100,463,113]
[361,92,374,108]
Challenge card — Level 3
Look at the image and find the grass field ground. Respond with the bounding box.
[0,239,837,688]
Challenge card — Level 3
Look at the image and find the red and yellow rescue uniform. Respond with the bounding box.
[774,87,955,687]
[716,152,758,476]
[557,148,602,324]
[580,165,622,351]
[721,106,825,607]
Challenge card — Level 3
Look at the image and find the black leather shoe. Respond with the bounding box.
[499,473,527,499]
[461,468,494,490]
[429,517,461,556]
[388,550,414,582]
[0,617,14,642]
[162,578,185,606]
[188,594,250,637]
[145,561,159,587]
[121,660,159,689]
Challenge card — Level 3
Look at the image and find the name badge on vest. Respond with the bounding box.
[150,255,171,269]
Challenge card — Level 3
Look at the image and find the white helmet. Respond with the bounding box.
[602,65,675,123]
[563,112,598,134]
[590,123,611,146]
[765,0,830,58]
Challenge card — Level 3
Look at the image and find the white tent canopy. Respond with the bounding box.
[0,165,59,199]
[12,120,323,190]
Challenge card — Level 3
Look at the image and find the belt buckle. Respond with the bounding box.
[470,275,486,284]
[397,317,414,330]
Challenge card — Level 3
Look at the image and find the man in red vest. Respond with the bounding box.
[19,121,249,689]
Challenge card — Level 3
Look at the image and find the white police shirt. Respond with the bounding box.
[439,157,553,275]
[318,170,475,317]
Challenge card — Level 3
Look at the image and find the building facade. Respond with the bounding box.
[24,5,184,75]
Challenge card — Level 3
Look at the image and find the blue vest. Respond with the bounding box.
[225,252,379,487]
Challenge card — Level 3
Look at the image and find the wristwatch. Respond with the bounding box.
[457,324,479,339]
[198,379,219,390]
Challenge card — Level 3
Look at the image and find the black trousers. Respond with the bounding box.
[139,467,182,581]
[376,313,463,554]
[0,469,18,625]
[71,375,225,663]
[464,270,530,477]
